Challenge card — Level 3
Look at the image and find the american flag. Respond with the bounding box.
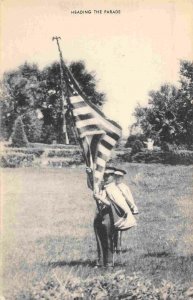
[63,65,122,190]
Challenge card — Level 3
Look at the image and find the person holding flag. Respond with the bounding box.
[94,167,137,267]
[52,37,125,266]
[61,62,123,267]
[113,168,139,253]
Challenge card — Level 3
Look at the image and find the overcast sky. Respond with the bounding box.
[1,0,193,135]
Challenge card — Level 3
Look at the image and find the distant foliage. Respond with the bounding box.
[47,149,81,158]
[132,60,193,148]
[5,148,44,157]
[131,139,144,155]
[161,141,171,152]
[1,61,106,144]
[0,153,34,168]
[121,149,193,165]
[22,111,43,143]
[11,116,29,147]
[69,61,105,106]
[40,124,57,144]
[125,134,145,148]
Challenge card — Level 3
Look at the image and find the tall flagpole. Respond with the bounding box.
[52,36,69,145]
[51,38,100,197]
[52,37,91,162]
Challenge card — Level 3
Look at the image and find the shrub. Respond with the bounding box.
[47,149,82,158]
[165,150,193,165]
[40,125,57,144]
[121,149,193,165]
[47,156,84,168]
[161,141,171,152]
[24,148,44,157]
[118,149,132,162]
[11,117,29,147]
[0,153,34,168]
[131,139,144,155]
[125,134,145,148]
[131,149,165,163]
[188,144,193,151]
[5,148,44,157]
[29,143,80,149]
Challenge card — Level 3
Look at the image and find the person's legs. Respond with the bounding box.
[94,208,114,267]
[113,230,118,252]
[93,214,104,266]
[118,231,123,252]
[102,213,114,266]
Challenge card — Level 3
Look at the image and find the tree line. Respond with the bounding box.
[131,60,193,149]
[0,59,192,148]
[0,61,105,144]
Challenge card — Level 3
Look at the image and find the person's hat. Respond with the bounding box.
[104,167,116,175]
[114,168,127,176]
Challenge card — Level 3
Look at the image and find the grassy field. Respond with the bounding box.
[1,163,193,299]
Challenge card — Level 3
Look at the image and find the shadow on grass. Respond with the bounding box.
[142,252,193,261]
[48,259,95,268]
[178,255,193,261]
[48,259,128,269]
[142,251,172,258]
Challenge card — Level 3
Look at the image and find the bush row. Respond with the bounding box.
[5,145,82,158]
[29,142,79,149]
[4,147,82,158]
[47,149,82,158]
[125,134,193,151]
[121,149,193,165]
[0,153,35,168]
[4,148,44,157]
[47,156,84,167]
[0,154,84,168]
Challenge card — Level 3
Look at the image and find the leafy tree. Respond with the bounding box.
[41,62,64,143]
[132,60,193,148]
[0,81,15,140]
[11,116,29,147]
[69,61,105,106]
[177,60,193,146]
[133,84,179,143]
[1,63,46,139]
[131,139,144,155]
[41,61,105,143]
[1,61,106,144]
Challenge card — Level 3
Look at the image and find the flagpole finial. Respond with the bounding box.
[52,36,61,41]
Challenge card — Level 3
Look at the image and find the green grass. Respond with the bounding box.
[1,163,193,299]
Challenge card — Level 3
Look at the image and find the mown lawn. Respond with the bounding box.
[1,163,193,299]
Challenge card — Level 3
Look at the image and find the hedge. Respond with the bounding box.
[47,156,84,168]
[121,149,193,165]
[47,149,82,158]
[0,153,35,168]
[4,148,44,157]
[29,143,79,150]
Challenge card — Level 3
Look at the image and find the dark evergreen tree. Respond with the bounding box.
[11,116,29,147]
